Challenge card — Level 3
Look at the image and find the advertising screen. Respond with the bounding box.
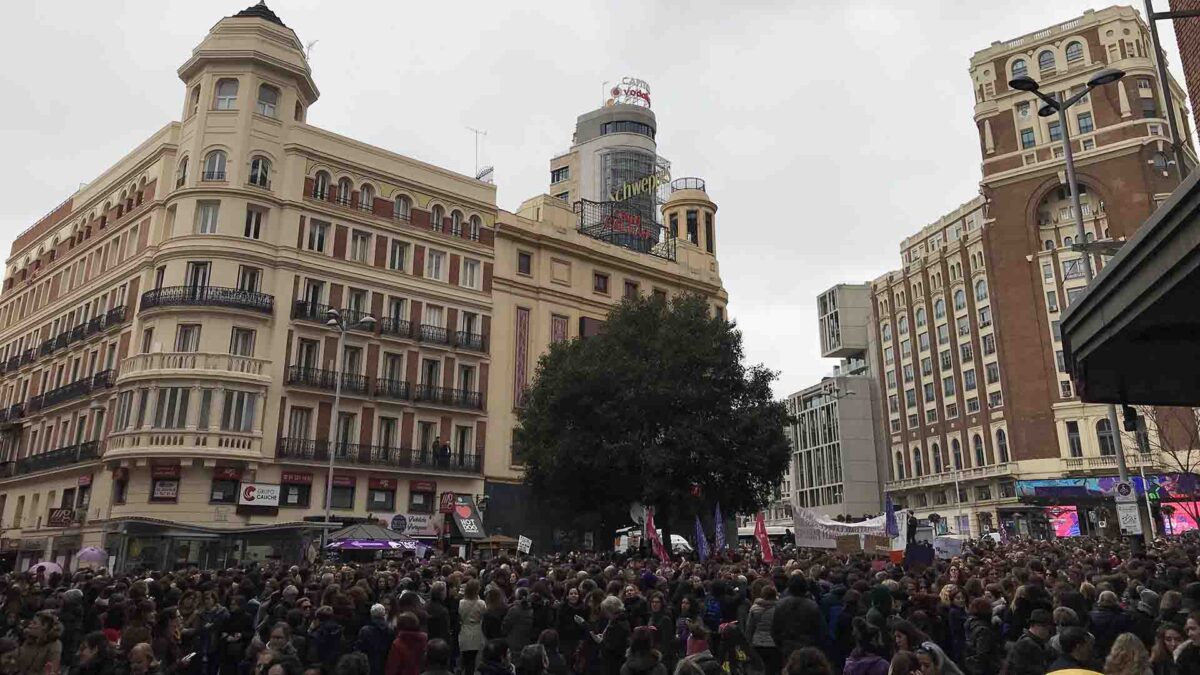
[1045,506,1081,538]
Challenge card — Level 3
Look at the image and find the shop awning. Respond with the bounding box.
[327,523,414,543]
[1063,170,1200,405]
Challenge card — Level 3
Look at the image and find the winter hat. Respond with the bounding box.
[1138,589,1161,616]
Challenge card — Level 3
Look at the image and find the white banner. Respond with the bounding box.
[792,504,909,550]
[518,535,532,554]
[238,482,281,507]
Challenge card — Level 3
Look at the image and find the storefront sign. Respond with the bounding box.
[439,492,456,514]
[281,471,313,484]
[389,513,444,538]
[238,482,281,507]
[333,475,356,488]
[369,478,396,490]
[214,467,243,481]
[151,464,181,479]
[609,166,670,203]
[451,495,486,539]
[78,475,92,487]
[19,538,47,551]
[606,76,652,108]
[0,538,18,552]
[411,480,437,493]
[46,508,74,528]
[152,480,180,501]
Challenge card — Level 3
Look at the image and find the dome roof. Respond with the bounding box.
[234,1,286,27]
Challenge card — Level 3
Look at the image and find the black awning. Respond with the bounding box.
[450,495,487,540]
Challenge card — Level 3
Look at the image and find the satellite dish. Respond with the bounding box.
[629,502,646,526]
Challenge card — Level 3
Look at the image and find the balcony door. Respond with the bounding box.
[288,407,312,441]
[186,262,211,288]
[237,266,262,293]
[303,279,324,312]
[422,359,440,388]
[335,412,356,456]
[296,339,320,370]
[458,365,475,393]
[383,353,403,382]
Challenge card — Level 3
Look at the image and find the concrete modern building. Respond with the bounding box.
[873,5,1194,539]
[0,6,730,568]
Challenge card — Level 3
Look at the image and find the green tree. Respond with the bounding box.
[517,294,792,549]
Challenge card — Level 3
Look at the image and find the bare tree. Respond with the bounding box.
[1133,406,1200,529]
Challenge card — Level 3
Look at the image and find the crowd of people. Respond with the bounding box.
[1,535,1199,675]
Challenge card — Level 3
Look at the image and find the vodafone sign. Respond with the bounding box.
[238,482,281,507]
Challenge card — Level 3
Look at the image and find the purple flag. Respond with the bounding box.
[714,503,727,551]
[694,514,710,561]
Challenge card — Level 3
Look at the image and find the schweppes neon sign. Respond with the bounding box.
[609,166,671,203]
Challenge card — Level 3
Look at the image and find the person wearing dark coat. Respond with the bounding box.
[1131,590,1161,649]
[619,627,667,675]
[1003,610,1054,675]
[593,597,631,675]
[311,606,346,671]
[770,576,825,659]
[554,588,587,663]
[963,598,1003,675]
[1088,591,1132,659]
[1045,627,1098,674]
[357,605,396,675]
[483,589,508,643]
[426,588,452,644]
[843,617,888,675]
[503,591,535,654]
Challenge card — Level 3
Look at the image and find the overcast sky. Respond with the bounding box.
[0,1,1186,398]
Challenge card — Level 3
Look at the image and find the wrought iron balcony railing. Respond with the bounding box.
[141,286,274,315]
[413,384,484,410]
[13,441,101,476]
[285,366,368,395]
[276,437,482,474]
[374,378,411,400]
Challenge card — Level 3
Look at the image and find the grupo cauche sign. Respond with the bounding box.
[239,482,281,507]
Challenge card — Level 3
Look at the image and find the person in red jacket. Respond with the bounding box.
[385,613,428,675]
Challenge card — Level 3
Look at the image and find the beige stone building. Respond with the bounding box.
[0,4,728,568]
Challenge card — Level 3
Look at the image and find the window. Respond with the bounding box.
[1038,50,1056,75]
[960,342,973,363]
[964,369,977,391]
[593,272,609,294]
[912,448,924,476]
[282,481,311,507]
[1012,59,1027,78]
[150,475,179,503]
[336,178,352,206]
[1042,262,1054,280]
[313,172,329,199]
[1066,41,1084,65]
[900,339,911,358]
[1047,291,1059,312]
[517,251,532,276]
[905,388,916,409]
[369,484,396,511]
[256,84,279,117]
[1060,380,1073,398]
[410,483,435,513]
[982,334,996,356]
[888,395,899,414]
[196,201,220,234]
[978,306,992,327]
[686,210,699,246]
[934,298,945,319]
[1138,77,1152,91]
[921,357,932,377]
[329,482,355,510]
[918,332,930,352]
[1142,98,1158,119]
[188,87,200,117]
[705,212,714,253]
[1062,258,1084,280]
[1048,121,1062,142]
[203,151,227,181]
[431,205,445,232]
[288,406,312,439]
[175,324,201,352]
[1097,419,1116,456]
[1021,128,1036,149]
[249,157,270,188]
[884,347,894,365]
[903,364,914,383]
[214,78,238,110]
[394,195,411,220]
[211,477,238,504]
[388,240,409,272]
[915,307,926,327]
[229,328,255,356]
[426,249,446,280]
[924,383,935,403]
[1153,153,1169,172]
[952,439,963,469]
[895,452,905,480]
[1067,421,1083,457]
[937,324,949,345]
[153,388,190,429]
[1077,112,1094,134]
[462,258,481,290]
[551,167,570,183]
[237,266,261,292]
[881,323,892,342]
[957,316,970,337]
[176,157,188,187]
[1052,320,1062,342]
[966,397,980,414]
[926,408,938,424]
[450,210,463,236]
[943,376,956,397]
[1056,350,1066,373]
[898,316,909,335]
[244,207,265,239]
[974,279,988,301]
[624,280,639,299]
[985,361,1000,385]
[1082,138,1096,151]
[886,369,897,389]
[350,231,370,263]
[954,289,966,311]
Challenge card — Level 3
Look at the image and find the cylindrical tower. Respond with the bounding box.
[663,177,717,257]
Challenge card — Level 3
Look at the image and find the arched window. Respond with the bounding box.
[881,323,892,341]
[912,448,924,477]
[898,316,909,335]
[1044,240,1054,251]
[895,452,906,481]
[469,215,482,240]
[973,434,987,466]
[202,150,227,181]
[952,439,963,470]
[1153,153,1169,172]
[1097,418,1116,456]
[916,307,926,327]
[359,184,375,210]
[1038,51,1056,75]
[249,157,271,188]
[996,429,1009,463]
[215,78,239,110]
[294,101,304,122]
[431,205,445,232]
[1064,236,1074,247]
[1012,59,1028,79]
[336,177,352,205]
[954,288,967,311]
[932,443,943,473]
[1065,42,1084,65]
[313,171,330,199]
[188,87,201,117]
[257,84,280,117]
[975,279,988,301]
[176,157,188,187]
[1085,232,1095,243]
[934,299,946,319]
[451,210,463,236]
[394,195,411,220]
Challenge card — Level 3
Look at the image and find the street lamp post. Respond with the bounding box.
[320,308,376,552]
[1010,68,1150,547]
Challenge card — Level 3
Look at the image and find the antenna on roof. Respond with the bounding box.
[305,39,319,60]
[466,126,487,176]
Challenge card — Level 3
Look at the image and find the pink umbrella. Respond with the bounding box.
[29,561,62,576]
[77,547,107,563]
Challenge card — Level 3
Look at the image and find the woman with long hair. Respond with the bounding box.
[714,623,762,675]
[1150,624,1184,675]
[619,626,666,675]
[784,648,833,675]
[483,588,508,643]
[1106,633,1152,675]
[461,580,488,675]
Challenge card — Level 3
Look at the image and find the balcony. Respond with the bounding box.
[414,384,484,410]
[5,441,101,478]
[0,403,25,426]
[276,437,482,474]
[285,366,368,395]
[418,324,450,345]
[1062,451,1161,472]
[670,177,707,193]
[374,378,411,400]
[202,170,226,181]
[28,370,115,413]
[141,286,274,315]
[381,317,413,339]
[454,331,487,352]
[105,429,261,456]
[292,300,333,323]
[885,461,1017,492]
[118,352,270,381]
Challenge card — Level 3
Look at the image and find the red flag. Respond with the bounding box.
[645,507,670,562]
[754,512,774,564]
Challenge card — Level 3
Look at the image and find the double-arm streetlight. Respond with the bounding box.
[321,308,376,549]
[1010,68,1150,546]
